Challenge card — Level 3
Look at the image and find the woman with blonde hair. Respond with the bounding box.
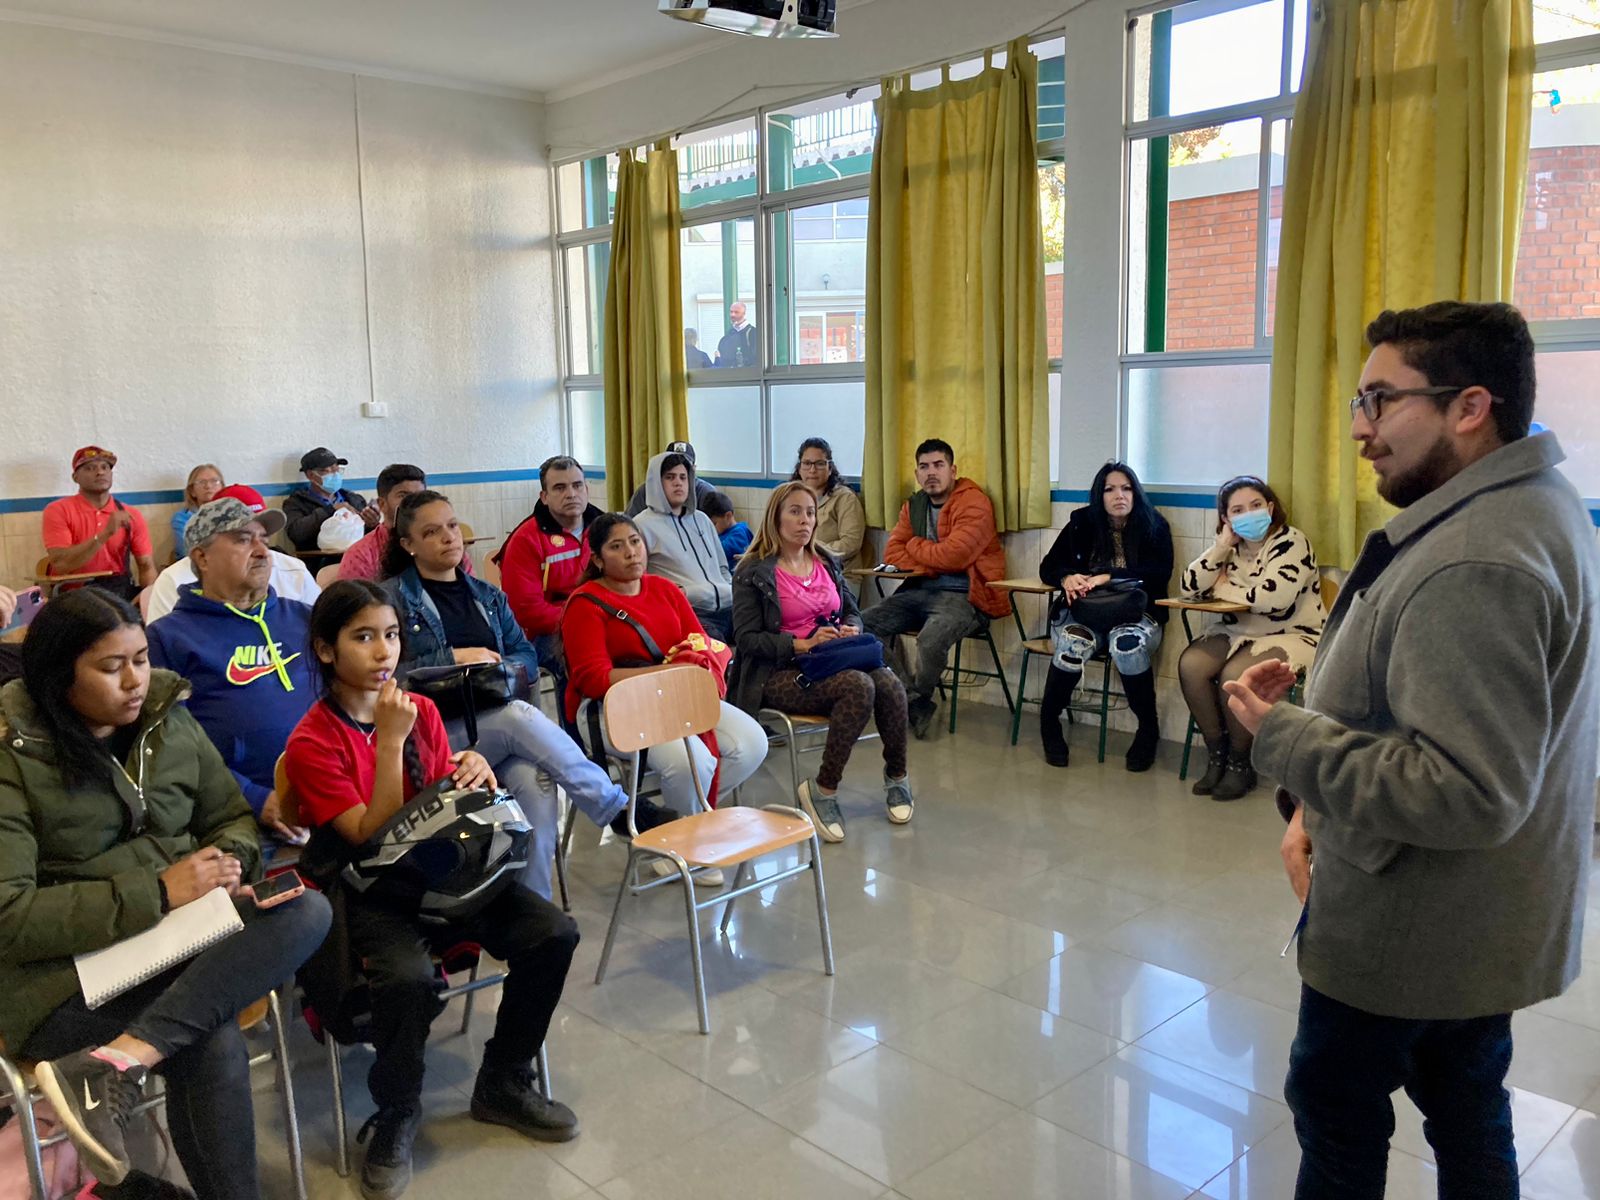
[729,481,910,843]
[172,464,225,550]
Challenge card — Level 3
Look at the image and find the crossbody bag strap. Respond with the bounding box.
[573,592,666,662]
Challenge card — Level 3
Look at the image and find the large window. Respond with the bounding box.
[1122,0,1304,485]
[555,40,1069,483]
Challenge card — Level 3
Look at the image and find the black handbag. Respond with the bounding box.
[402,660,529,747]
[1050,579,1148,633]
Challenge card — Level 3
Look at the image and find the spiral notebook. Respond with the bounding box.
[74,887,244,1009]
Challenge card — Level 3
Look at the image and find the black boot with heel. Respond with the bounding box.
[1120,669,1160,773]
[1039,665,1076,768]
[1191,736,1229,796]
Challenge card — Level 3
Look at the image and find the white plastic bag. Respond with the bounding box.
[317,508,365,553]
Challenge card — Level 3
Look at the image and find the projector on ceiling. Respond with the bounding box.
[659,0,838,38]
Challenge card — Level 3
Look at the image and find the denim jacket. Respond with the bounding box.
[387,566,540,683]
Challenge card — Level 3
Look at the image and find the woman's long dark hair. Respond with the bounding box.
[307,580,425,795]
[1215,475,1289,538]
[790,437,842,495]
[1084,461,1162,566]
[379,488,450,580]
[20,588,144,789]
[582,512,640,582]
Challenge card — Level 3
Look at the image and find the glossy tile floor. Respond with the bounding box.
[232,707,1600,1199]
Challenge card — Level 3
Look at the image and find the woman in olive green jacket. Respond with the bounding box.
[0,589,330,1197]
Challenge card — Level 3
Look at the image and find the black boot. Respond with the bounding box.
[1191,736,1229,796]
[1120,670,1160,773]
[1211,752,1257,802]
[1039,666,1076,768]
[357,1104,421,1200]
[472,1063,579,1143]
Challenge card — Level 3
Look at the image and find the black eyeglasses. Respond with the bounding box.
[1348,386,1467,424]
[798,458,832,469]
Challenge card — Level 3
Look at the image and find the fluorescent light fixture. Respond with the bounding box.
[659,0,838,38]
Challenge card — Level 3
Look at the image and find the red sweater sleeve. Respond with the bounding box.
[500,527,562,638]
[662,577,707,640]
[561,586,616,706]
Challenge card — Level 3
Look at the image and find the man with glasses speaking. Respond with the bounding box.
[1224,301,1600,1197]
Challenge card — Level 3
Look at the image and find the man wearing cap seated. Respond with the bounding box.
[283,446,379,571]
[146,495,316,846]
[146,485,320,623]
[40,446,157,599]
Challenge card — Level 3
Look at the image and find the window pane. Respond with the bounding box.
[1265,120,1288,337]
[681,217,758,369]
[766,88,878,191]
[1048,371,1062,484]
[1539,349,1600,497]
[772,202,868,366]
[677,117,758,211]
[1534,0,1600,43]
[1040,161,1065,360]
[1125,361,1270,485]
[1127,119,1262,352]
[769,381,867,476]
[1288,0,1309,91]
[1036,36,1066,142]
[1131,0,1286,123]
[687,385,763,473]
[556,155,618,232]
[563,243,609,376]
[1514,64,1600,322]
[569,388,605,468]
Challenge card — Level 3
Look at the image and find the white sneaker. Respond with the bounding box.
[646,858,725,887]
[884,774,914,825]
[797,779,846,843]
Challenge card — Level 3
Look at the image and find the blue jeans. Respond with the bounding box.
[1286,984,1518,1199]
[445,699,628,900]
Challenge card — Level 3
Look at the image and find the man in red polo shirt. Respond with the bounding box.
[40,447,156,597]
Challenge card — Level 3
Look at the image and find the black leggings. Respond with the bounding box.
[1177,635,1288,749]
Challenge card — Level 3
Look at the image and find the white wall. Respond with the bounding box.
[0,22,559,505]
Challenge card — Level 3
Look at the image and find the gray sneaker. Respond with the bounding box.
[884,774,914,824]
[797,778,845,843]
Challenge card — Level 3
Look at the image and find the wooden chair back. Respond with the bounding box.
[272,753,306,828]
[603,665,721,753]
[1319,568,1345,611]
[315,563,343,589]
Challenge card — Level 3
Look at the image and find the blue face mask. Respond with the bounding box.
[1231,509,1273,542]
[319,471,344,494]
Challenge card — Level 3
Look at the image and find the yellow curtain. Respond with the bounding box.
[863,37,1051,533]
[1270,0,1533,566]
[603,141,687,510]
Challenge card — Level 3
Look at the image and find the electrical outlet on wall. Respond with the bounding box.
[362,401,390,419]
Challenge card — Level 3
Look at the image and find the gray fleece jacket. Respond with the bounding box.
[1256,432,1600,1020]
[635,451,734,619]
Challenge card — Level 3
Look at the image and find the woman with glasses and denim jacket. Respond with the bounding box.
[1178,476,1326,801]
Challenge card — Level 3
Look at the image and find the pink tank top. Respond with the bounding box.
[776,558,841,638]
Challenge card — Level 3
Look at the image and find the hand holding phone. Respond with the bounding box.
[249,869,306,909]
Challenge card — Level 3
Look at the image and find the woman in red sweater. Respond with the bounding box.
[561,513,768,827]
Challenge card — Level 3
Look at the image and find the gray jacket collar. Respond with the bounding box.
[1382,432,1566,549]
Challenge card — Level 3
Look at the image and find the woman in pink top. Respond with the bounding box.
[729,482,912,843]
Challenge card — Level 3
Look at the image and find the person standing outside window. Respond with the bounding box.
[715,302,758,368]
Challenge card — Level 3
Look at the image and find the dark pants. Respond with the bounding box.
[22,892,332,1200]
[1286,984,1518,1199]
[761,666,909,790]
[860,586,986,703]
[345,885,579,1109]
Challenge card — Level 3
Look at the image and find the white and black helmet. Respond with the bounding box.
[341,781,531,923]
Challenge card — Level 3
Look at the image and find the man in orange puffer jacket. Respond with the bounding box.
[862,438,1009,739]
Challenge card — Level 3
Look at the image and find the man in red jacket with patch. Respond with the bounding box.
[497,456,603,713]
[862,438,1009,739]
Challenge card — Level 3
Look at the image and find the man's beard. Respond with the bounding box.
[1373,434,1462,508]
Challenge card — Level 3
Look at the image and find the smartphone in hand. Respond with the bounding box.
[250,869,306,909]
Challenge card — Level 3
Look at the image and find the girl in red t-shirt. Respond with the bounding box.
[284,580,582,1197]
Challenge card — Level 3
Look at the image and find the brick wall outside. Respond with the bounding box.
[1516,144,1600,321]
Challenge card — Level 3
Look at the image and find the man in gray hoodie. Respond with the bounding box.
[635,450,735,642]
[1226,301,1599,1198]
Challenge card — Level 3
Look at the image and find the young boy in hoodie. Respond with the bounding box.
[146,496,318,848]
[699,491,752,571]
[634,451,736,642]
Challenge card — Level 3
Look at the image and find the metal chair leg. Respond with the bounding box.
[595,848,635,984]
[536,1043,553,1102]
[719,861,752,935]
[1098,660,1112,763]
[0,1053,48,1200]
[267,990,308,1200]
[679,861,711,1034]
[460,958,481,1035]
[948,635,962,733]
[1179,715,1199,780]
[785,718,802,797]
[808,832,836,976]
[1011,647,1033,746]
[985,627,1016,716]
[327,1034,350,1178]
[553,793,571,914]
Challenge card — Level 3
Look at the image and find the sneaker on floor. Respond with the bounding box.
[907,697,937,740]
[471,1065,579,1143]
[356,1104,421,1200]
[884,774,914,825]
[797,778,845,843]
[35,1047,148,1186]
[646,858,725,887]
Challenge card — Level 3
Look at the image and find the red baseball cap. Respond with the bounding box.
[72,446,117,471]
[216,484,270,513]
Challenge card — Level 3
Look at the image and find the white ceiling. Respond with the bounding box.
[0,0,837,100]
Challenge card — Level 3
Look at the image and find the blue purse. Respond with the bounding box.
[795,625,885,684]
